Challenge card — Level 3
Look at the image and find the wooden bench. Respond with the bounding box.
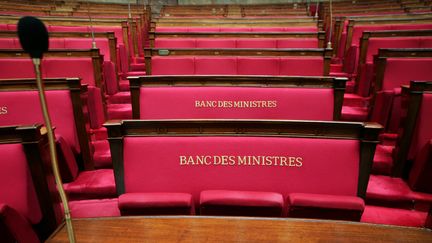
[128,75,346,120]
[144,48,332,76]
[0,124,58,241]
[105,119,381,220]
[149,31,326,48]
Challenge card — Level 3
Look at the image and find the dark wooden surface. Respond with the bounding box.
[47,216,432,243]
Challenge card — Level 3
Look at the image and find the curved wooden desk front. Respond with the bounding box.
[47,216,432,242]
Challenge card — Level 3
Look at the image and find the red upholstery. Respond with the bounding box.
[103,61,118,95]
[287,193,364,221]
[277,38,318,48]
[382,58,432,91]
[279,57,323,76]
[341,106,368,121]
[64,38,111,61]
[409,140,432,193]
[288,193,365,211]
[370,90,396,129]
[49,39,66,49]
[43,58,96,86]
[0,144,42,225]
[63,169,116,200]
[155,38,196,48]
[123,136,360,207]
[0,90,80,154]
[0,204,40,243]
[156,27,190,32]
[0,59,35,79]
[236,38,277,48]
[87,86,106,129]
[152,57,195,75]
[199,190,284,217]
[118,193,193,215]
[0,38,18,49]
[195,38,236,48]
[139,87,334,120]
[366,175,415,208]
[220,27,252,32]
[91,140,113,169]
[361,205,428,227]
[91,26,124,45]
[408,93,432,161]
[68,198,120,218]
[194,57,237,74]
[237,57,279,75]
[56,136,79,182]
[372,145,394,175]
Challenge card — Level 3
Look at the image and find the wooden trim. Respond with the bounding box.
[105,120,381,197]
[148,31,326,48]
[0,78,94,170]
[128,75,347,120]
[392,81,432,177]
[121,21,131,68]
[0,124,58,240]
[128,18,139,58]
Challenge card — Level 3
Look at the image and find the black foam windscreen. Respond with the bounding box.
[17,16,49,59]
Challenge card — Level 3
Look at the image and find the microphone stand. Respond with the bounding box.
[32,58,76,243]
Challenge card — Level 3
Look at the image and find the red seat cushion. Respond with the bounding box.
[372,145,394,175]
[63,169,116,200]
[200,190,284,217]
[341,106,368,121]
[68,198,120,218]
[361,205,428,227]
[155,38,196,48]
[0,204,40,243]
[118,192,193,216]
[287,193,364,221]
[366,175,415,208]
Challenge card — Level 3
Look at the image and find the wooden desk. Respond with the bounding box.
[47,216,432,242]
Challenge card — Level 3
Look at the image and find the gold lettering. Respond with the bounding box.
[195,101,278,109]
[0,106,7,115]
[179,155,303,167]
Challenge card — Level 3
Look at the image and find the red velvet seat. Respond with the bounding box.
[277,38,318,48]
[119,193,194,216]
[195,38,237,48]
[152,56,195,75]
[155,38,196,48]
[279,57,323,76]
[200,190,284,217]
[361,205,429,227]
[287,193,365,221]
[57,136,116,200]
[68,198,120,218]
[106,120,378,220]
[236,38,277,48]
[0,204,40,243]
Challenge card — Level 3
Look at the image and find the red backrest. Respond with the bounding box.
[139,87,334,120]
[123,136,360,204]
[0,143,42,225]
[279,57,324,76]
[237,57,279,75]
[152,56,195,75]
[0,90,80,154]
[156,27,190,32]
[220,27,252,32]
[0,59,35,79]
[236,38,278,48]
[43,58,96,86]
[0,39,18,49]
[194,57,237,74]
[49,39,66,49]
[382,58,432,91]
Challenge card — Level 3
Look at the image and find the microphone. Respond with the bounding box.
[17,16,49,59]
[17,16,76,243]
